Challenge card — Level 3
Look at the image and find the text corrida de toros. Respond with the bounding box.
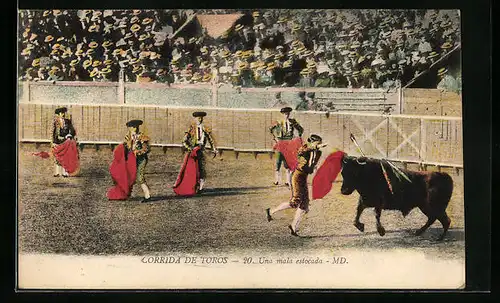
[141,256,228,264]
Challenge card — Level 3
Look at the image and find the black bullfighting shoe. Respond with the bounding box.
[288,225,299,237]
[266,208,273,222]
[141,197,151,203]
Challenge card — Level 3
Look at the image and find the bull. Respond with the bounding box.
[340,155,454,240]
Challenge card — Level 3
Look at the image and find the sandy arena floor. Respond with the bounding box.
[17,143,465,261]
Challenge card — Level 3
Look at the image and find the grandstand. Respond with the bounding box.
[18,9,462,99]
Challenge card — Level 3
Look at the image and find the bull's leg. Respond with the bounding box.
[416,206,436,236]
[375,207,386,236]
[354,197,366,232]
[436,212,451,241]
[415,217,436,236]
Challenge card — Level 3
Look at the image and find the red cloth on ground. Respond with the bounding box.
[107,144,137,200]
[273,137,303,172]
[52,139,80,175]
[312,150,346,200]
[32,151,51,159]
[173,146,201,196]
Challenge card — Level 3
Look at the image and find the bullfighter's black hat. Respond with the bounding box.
[280,107,293,113]
[308,134,323,143]
[126,119,143,127]
[306,92,316,99]
[55,107,67,114]
[192,111,207,117]
[298,91,306,98]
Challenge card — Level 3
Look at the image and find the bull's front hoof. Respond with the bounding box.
[377,226,386,237]
[354,222,365,232]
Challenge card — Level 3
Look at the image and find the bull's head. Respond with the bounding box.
[340,155,367,195]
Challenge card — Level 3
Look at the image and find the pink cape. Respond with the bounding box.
[273,137,303,171]
[173,146,201,196]
[107,144,137,200]
[52,139,80,175]
[312,150,346,200]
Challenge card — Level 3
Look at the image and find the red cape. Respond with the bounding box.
[52,139,80,175]
[173,146,201,196]
[107,144,137,200]
[32,151,51,159]
[273,137,303,172]
[312,150,346,200]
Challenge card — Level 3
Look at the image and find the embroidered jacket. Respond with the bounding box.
[296,144,322,174]
[52,117,76,145]
[183,123,216,151]
[269,118,304,140]
[124,132,150,158]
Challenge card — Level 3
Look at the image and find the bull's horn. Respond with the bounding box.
[356,158,367,165]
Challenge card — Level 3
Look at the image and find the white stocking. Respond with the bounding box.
[286,169,292,185]
[291,208,307,232]
[274,171,281,184]
[271,202,291,215]
[140,183,151,199]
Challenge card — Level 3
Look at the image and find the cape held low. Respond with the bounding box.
[173,146,201,196]
[107,144,137,200]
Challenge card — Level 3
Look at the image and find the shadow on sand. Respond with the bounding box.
[51,182,80,188]
[134,186,273,202]
[300,227,465,243]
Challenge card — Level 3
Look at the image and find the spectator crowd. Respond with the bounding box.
[18,9,461,91]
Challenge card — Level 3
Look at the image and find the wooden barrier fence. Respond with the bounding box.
[18,103,463,168]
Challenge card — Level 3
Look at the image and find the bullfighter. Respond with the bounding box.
[180,111,218,192]
[266,134,325,236]
[51,106,79,177]
[269,106,304,186]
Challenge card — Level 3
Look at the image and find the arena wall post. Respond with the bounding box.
[22,81,31,103]
[211,81,218,107]
[118,68,125,104]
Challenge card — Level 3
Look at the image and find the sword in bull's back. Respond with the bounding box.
[349,133,411,183]
[349,134,366,157]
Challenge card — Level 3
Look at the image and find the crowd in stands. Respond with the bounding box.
[18,9,461,92]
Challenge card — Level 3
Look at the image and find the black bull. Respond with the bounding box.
[340,155,454,240]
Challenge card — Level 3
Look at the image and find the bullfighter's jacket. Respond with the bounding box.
[295,144,323,174]
[125,132,150,159]
[269,118,304,140]
[52,117,76,145]
[183,123,216,152]
[124,132,150,184]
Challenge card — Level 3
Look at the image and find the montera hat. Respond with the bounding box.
[192,111,207,117]
[55,107,68,114]
[126,119,143,127]
[308,134,323,143]
[280,107,293,113]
